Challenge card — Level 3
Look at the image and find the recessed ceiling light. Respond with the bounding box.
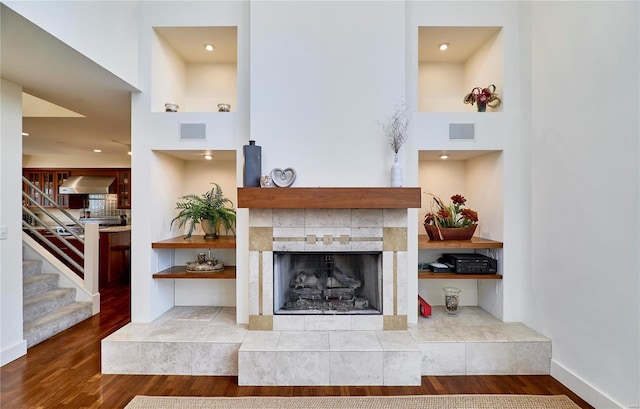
[22,132,30,136]
[204,154,213,160]
[93,149,102,153]
[128,151,132,156]
[439,43,449,51]
[204,44,215,52]
[439,154,449,160]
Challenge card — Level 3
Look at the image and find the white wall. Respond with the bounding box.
[250,1,406,188]
[151,29,187,113]
[1,80,27,365]
[528,2,639,408]
[4,1,140,88]
[185,63,237,113]
[463,29,504,113]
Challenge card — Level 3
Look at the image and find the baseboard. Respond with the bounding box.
[1,339,27,366]
[551,359,629,409]
[92,292,101,315]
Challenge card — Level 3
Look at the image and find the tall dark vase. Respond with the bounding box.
[243,140,261,187]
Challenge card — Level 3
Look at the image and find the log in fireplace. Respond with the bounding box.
[274,252,382,315]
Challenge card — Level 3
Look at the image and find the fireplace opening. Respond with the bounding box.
[273,252,382,315]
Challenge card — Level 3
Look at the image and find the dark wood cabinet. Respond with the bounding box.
[99,229,131,289]
[23,169,70,208]
[116,170,131,209]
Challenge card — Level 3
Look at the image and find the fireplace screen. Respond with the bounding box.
[273,252,382,315]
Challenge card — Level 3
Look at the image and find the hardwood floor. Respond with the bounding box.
[1,284,594,409]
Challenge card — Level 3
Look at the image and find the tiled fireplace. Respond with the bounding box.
[247,207,411,331]
[238,187,424,386]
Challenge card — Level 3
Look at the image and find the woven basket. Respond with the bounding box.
[423,223,477,241]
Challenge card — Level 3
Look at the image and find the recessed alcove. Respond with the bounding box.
[152,27,238,113]
[418,150,504,317]
[418,26,503,112]
[150,149,237,307]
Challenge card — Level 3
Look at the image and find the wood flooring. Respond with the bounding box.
[0,284,594,409]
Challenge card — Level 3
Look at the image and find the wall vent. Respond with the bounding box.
[449,123,474,140]
[180,123,206,140]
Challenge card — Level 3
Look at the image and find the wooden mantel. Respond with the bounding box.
[237,187,421,209]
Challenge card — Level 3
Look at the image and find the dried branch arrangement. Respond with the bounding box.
[380,102,411,154]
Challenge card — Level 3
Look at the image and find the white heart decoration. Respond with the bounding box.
[270,167,297,187]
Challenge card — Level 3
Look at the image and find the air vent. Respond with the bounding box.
[449,123,474,140]
[180,123,206,140]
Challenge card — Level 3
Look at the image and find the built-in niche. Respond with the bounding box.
[418,150,504,315]
[418,26,504,112]
[152,26,238,113]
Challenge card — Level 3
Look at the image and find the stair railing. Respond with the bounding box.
[21,177,99,300]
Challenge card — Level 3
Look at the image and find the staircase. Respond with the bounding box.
[23,259,93,348]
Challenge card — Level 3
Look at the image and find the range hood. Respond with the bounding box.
[59,176,116,194]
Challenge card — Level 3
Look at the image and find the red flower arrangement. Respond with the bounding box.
[463,84,502,112]
[423,193,478,228]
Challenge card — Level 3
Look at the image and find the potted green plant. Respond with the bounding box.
[171,183,236,239]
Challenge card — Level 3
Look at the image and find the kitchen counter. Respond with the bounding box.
[99,225,131,233]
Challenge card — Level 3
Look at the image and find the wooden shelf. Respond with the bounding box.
[152,235,236,249]
[418,271,502,280]
[418,235,503,250]
[153,265,236,279]
[238,187,422,209]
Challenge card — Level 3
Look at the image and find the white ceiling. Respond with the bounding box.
[1,4,138,157]
[418,150,500,161]
[418,26,501,63]
[154,26,238,63]
[158,150,237,162]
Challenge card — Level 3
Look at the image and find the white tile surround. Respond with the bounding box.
[248,208,409,331]
[101,306,551,385]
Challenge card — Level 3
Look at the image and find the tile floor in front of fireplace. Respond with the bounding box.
[101,306,551,385]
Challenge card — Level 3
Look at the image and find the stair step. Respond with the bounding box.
[24,287,76,324]
[23,273,59,298]
[23,260,43,278]
[24,302,93,348]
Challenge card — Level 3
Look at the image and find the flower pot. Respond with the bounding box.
[423,224,442,241]
[201,219,220,239]
[438,224,477,240]
[477,103,487,112]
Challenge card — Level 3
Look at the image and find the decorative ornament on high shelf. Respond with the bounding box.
[463,84,502,112]
[380,101,411,187]
[423,193,479,240]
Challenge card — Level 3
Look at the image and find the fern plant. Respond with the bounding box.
[170,183,236,239]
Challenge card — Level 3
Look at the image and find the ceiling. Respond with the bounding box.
[154,26,238,63]
[418,26,501,63]
[418,150,500,161]
[1,4,138,157]
[1,6,240,160]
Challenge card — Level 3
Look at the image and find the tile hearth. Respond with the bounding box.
[101,306,551,384]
